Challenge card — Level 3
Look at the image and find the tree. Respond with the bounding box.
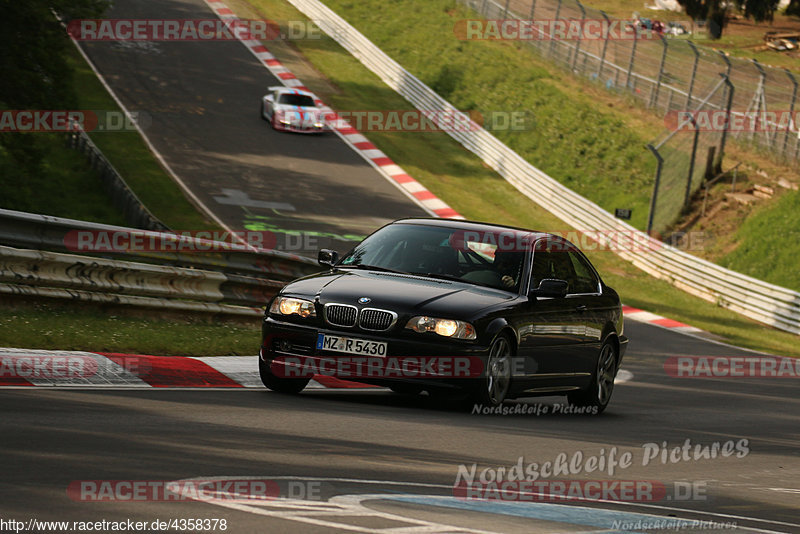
[674,0,728,38]
[786,0,800,17]
[734,0,781,22]
[0,0,109,109]
[0,0,109,179]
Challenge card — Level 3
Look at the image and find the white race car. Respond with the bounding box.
[260,86,327,133]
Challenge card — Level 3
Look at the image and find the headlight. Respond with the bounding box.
[269,297,316,318]
[405,316,476,340]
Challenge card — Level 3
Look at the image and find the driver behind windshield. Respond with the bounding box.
[493,251,524,289]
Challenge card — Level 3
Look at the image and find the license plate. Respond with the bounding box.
[316,334,387,357]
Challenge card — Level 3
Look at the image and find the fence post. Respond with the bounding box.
[503,0,510,18]
[715,51,732,166]
[646,144,664,236]
[529,0,536,20]
[718,74,735,173]
[718,50,732,77]
[549,0,562,58]
[684,116,700,208]
[626,30,637,92]
[783,69,797,158]
[572,1,586,71]
[597,11,610,79]
[650,35,668,109]
[685,41,700,109]
[750,59,767,144]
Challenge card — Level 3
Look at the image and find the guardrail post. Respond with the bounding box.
[783,69,797,158]
[685,41,700,109]
[646,144,664,236]
[684,115,700,208]
[650,35,668,109]
[597,11,611,80]
[572,1,586,71]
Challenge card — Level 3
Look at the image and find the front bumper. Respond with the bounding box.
[261,316,489,390]
[274,118,327,134]
[618,335,629,365]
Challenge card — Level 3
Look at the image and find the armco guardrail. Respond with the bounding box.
[66,127,168,232]
[0,245,280,316]
[0,208,318,282]
[287,0,800,335]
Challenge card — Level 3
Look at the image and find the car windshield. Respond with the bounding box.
[338,223,532,292]
[278,93,316,107]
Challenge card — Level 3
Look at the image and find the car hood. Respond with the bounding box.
[274,104,320,114]
[284,269,515,318]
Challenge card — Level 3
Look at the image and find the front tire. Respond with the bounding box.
[471,334,513,407]
[259,357,309,394]
[567,340,617,414]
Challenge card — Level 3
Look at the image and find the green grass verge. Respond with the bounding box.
[68,45,220,231]
[0,301,260,356]
[0,131,127,224]
[718,188,800,290]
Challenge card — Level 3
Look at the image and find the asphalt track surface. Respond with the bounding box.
[2,320,799,532]
[4,0,798,531]
[79,0,428,257]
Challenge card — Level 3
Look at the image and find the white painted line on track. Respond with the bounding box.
[172,476,798,533]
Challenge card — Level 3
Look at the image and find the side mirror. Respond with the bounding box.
[530,278,568,298]
[318,249,339,268]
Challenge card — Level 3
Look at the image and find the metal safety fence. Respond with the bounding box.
[0,208,319,281]
[463,0,799,233]
[65,126,168,232]
[0,210,321,317]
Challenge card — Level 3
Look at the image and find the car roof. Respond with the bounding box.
[270,86,316,98]
[391,217,555,242]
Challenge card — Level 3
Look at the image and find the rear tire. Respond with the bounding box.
[259,357,309,394]
[567,340,617,414]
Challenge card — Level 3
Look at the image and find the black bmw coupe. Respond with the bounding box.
[260,218,627,412]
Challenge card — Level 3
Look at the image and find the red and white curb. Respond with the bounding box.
[622,306,704,335]
[0,348,635,388]
[202,0,461,220]
[0,348,377,389]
